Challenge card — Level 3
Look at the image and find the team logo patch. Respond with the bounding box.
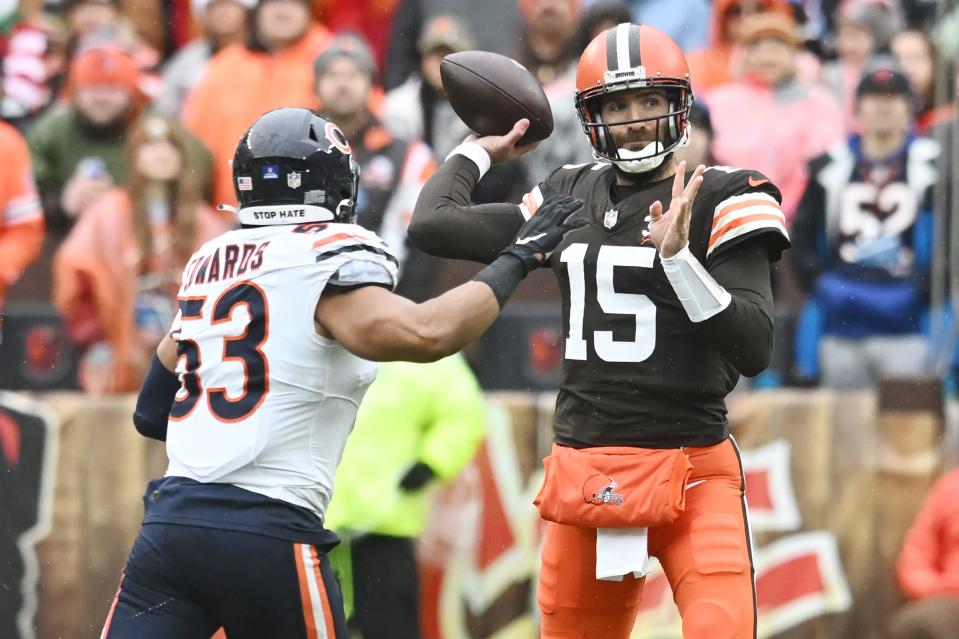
[324,122,352,154]
[287,171,302,189]
[237,176,253,191]
[603,209,619,229]
[262,165,280,180]
[583,475,624,506]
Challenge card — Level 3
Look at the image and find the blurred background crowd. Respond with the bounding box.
[0,0,958,637]
[0,0,954,395]
[0,0,957,397]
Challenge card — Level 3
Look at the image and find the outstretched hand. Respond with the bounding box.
[501,195,586,273]
[468,119,542,165]
[648,161,705,259]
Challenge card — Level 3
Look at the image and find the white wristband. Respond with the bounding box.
[446,142,492,179]
[659,244,732,323]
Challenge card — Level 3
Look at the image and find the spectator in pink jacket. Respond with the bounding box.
[706,12,845,224]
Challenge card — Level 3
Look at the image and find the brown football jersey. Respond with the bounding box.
[519,162,790,448]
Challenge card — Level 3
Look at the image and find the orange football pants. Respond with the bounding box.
[537,437,755,639]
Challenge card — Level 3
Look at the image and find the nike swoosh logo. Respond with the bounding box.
[748,176,769,188]
[515,232,547,245]
[685,480,706,491]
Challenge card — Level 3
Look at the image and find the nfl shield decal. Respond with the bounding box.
[603,209,619,229]
[287,172,301,189]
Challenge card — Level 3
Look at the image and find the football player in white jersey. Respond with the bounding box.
[100,107,584,639]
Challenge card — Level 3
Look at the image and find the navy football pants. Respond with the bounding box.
[100,523,348,639]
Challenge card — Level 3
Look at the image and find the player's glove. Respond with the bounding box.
[500,195,586,274]
[399,461,437,492]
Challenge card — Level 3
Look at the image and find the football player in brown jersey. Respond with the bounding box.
[409,23,790,639]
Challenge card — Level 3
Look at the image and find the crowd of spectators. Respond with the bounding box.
[0,0,954,395]
[0,0,958,634]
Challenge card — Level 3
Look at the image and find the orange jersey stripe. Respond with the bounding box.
[99,573,125,639]
[294,544,320,639]
[310,545,337,639]
[711,199,781,230]
[708,214,786,250]
[312,232,365,250]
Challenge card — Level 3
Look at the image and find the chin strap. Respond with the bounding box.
[659,244,731,323]
[611,144,668,174]
[609,124,692,174]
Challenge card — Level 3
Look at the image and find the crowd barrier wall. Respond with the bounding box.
[0,390,945,638]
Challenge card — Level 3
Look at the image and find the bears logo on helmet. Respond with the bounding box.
[229,108,360,226]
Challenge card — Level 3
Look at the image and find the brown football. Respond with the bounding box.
[440,50,554,145]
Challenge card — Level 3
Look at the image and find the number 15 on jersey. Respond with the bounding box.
[561,244,657,364]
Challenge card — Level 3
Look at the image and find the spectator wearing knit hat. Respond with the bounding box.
[790,63,940,388]
[382,15,472,161]
[383,14,530,205]
[27,45,146,238]
[154,0,255,117]
[17,46,211,303]
[314,33,441,301]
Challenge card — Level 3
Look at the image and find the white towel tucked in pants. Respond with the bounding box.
[595,528,650,581]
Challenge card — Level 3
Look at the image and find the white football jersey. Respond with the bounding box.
[164,222,398,520]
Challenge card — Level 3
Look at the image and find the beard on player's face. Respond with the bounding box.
[609,119,662,152]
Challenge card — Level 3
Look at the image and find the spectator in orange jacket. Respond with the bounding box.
[0,121,44,336]
[183,0,331,207]
[892,466,959,638]
[686,0,791,93]
[53,115,231,393]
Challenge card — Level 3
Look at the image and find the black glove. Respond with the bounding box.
[500,195,586,274]
[399,461,437,492]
